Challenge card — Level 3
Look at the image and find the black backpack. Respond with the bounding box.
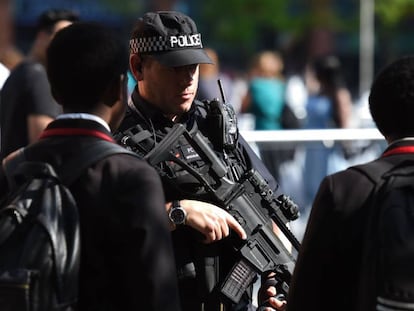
[353,159,414,311]
[0,140,137,311]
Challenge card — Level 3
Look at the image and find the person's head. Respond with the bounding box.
[36,8,79,34]
[129,11,213,120]
[47,22,129,130]
[199,48,219,78]
[369,55,414,142]
[31,8,79,64]
[305,55,344,95]
[249,50,284,79]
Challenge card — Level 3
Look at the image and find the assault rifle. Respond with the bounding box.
[141,118,301,304]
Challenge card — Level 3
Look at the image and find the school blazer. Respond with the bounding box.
[0,118,181,311]
[287,140,414,311]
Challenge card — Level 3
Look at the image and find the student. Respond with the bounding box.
[287,55,414,310]
[0,22,181,311]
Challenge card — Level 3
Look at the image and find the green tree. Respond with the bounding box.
[97,0,142,17]
[197,0,358,60]
[375,0,414,29]
[374,0,414,64]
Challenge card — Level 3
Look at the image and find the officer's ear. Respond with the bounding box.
[130,54,144,81]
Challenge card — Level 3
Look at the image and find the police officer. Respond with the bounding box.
[116,11,289,311]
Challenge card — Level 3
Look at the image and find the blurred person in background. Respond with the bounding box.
[197,47,234,105]
[0,8,79,160]
[0,61,9,148]
[241,50,292,181]
[0,62,9,91]
[0,46,24,71]
[301,54,353,219]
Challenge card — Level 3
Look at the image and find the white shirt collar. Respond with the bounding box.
[56,113,110,132]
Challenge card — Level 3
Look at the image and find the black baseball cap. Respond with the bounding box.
[129,11,213,67]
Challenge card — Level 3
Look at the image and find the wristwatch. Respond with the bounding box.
[168,200,187,226]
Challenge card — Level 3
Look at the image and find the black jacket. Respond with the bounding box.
[0,118,181,311]
[287,140,414,311]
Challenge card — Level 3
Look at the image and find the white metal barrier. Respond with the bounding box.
[240,128,384,143]
[239,127,386,242]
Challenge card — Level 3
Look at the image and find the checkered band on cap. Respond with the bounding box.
[130,33,203,54]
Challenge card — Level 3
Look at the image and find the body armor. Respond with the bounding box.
[114,92,300,310]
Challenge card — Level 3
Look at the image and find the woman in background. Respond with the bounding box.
[241,50,289,181]
[302,55,353,218]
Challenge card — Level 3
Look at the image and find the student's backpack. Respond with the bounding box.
[352,159,414,311]
[0,140,137,311]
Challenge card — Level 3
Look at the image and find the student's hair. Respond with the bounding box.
[369,55,414,139]
[36,8,79,34]
[46,22,128,111]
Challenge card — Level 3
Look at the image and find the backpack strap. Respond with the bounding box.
[58,140,138,185]
[350,160,393,184]
[349,159,414,310]
[3,140,138,189]
[349,161,390,310]
[351,158,414,184]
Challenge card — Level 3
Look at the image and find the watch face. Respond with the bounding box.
[170,207,186,225]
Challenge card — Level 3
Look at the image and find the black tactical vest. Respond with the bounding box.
[115,94,254,310]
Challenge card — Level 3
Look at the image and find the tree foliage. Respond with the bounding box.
[199,0,303,45]
[375,0,414,29]
[97,0,142,17]
[198,0,358,53]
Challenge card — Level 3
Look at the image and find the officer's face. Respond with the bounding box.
[138,56,199,120]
